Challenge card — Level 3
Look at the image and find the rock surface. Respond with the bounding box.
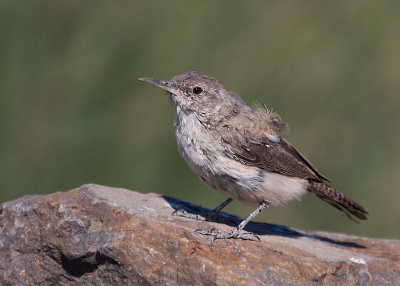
[0,184,399,285]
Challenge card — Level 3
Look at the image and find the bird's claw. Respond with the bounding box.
[195,228,260,241]
[172,209,205,221]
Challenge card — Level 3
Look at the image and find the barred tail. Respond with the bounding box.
[308,181,369,223]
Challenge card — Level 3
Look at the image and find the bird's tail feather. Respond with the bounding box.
[308,181,369,223]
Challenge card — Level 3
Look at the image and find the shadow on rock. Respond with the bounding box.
[162,195,366,249]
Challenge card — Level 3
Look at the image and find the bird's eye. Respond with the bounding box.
[192,87,203,94]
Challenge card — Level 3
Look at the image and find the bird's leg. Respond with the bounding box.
[172,198,233,221]
[205,198,233,220]
[196,201,269,241]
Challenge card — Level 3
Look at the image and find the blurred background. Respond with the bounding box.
[0,1,399,239]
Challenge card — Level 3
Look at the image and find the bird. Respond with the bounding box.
[139,71,369,240]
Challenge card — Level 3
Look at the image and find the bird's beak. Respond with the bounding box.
[138,77,179,95]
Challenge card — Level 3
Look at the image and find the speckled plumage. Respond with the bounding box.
[139,71,368,239]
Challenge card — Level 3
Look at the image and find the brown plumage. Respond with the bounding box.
[222,120,369,222]
[140,71,369,240]
[308,181,369,222]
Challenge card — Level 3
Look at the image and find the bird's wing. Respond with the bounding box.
[279,138,331,182]
[223,131,330,182]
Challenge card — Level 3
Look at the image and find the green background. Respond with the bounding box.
[1,1,399,238]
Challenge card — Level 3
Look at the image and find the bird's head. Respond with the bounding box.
[139,71,237,119]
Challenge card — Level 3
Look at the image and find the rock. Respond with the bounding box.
[0,184,399,285]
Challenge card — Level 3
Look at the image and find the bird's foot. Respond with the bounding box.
[172,209,226,222]
[204,212,219,221]
[172,209,206,221]
[195,228,260,241]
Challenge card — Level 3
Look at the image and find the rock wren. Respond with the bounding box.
[139,71,369,240]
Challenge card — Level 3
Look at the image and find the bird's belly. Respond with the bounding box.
[204,167,307,208]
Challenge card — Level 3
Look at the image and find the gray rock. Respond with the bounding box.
[0,184,399,285]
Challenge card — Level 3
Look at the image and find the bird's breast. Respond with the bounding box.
[174,112,219,170]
